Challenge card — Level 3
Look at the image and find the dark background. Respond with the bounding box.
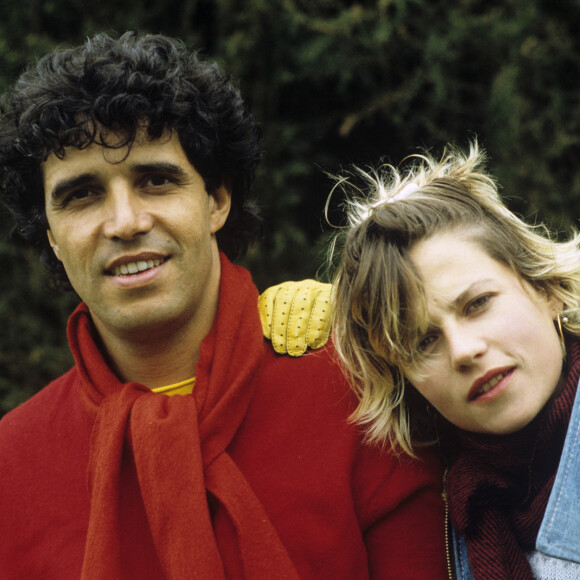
[1,0,579,413]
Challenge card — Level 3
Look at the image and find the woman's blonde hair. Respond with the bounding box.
[330,141,580,456]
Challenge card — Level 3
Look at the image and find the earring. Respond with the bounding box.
[556,313,569,358]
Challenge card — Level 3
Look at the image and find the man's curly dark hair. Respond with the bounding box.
[0,31,263,290]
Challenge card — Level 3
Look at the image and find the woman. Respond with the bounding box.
[328,142,580,579]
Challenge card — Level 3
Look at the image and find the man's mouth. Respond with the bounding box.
[111,258,166,276]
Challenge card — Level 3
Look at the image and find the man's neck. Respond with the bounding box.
[100,328,201,388]
[91,302,218,389]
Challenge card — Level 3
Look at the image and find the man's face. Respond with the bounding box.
[43,129,231,344]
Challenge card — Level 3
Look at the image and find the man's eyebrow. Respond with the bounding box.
[131,162,187,176]
[49,173,98,202]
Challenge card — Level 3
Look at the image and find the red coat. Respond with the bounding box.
[0,257,447,579]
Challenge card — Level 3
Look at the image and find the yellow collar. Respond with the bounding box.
[150,377,196,396]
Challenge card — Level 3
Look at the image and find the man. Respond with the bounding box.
[0,32,447,579]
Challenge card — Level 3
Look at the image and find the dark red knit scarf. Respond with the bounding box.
[446,336,580,580]
[68,254,300,580]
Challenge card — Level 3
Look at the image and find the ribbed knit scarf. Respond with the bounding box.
[446,336,580,580]
[68,254,300,580]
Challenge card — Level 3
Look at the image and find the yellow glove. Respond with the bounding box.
[258,280,333,357]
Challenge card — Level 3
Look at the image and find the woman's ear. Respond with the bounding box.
[547,294,564,320]
[209,184,232,234]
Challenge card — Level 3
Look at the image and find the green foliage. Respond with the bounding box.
[1,0,579,413]
[0,215,76,413]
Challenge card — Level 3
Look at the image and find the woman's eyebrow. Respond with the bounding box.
[451,279,494,309]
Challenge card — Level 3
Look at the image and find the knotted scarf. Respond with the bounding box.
[446,336,580,580]
[68,254,300,580]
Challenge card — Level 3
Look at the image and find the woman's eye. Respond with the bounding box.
[466,294,491,314]
[417,334,437,352]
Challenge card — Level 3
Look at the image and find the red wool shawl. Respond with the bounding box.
[69,253,300,580]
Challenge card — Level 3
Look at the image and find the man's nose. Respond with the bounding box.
[102,184,154,240]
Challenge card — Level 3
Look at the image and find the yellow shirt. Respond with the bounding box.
[150,377,195,396]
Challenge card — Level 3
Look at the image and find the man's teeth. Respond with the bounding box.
[113,259,163,276]
[479,372,508,395]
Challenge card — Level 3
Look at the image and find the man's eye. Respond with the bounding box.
[146,175,171,187]
[65,189,97,203]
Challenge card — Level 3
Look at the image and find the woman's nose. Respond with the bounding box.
[447,323,487,370]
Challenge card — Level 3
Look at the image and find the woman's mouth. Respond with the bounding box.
[468,368,514,401]
[478,372,509,395]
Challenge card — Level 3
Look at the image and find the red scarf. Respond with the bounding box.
[68,254,300,580]
[446,337,580,580]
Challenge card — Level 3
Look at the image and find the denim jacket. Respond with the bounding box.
[452,376,580,580]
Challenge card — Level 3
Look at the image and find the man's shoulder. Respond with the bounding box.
[0,366,80,440]
[261,339,346,384]
[257,340,356,412]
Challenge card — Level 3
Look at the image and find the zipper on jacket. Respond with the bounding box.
[442,470,456,580]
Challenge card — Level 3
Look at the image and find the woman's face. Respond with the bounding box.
[406,231,564,434]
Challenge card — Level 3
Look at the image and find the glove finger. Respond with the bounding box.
[285,284,321,356]
[270,283,300,354]
[305,285,332,351]
[258,284,281,340]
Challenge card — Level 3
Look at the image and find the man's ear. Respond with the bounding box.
[46,230,62,261]
[209,184,232,234]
